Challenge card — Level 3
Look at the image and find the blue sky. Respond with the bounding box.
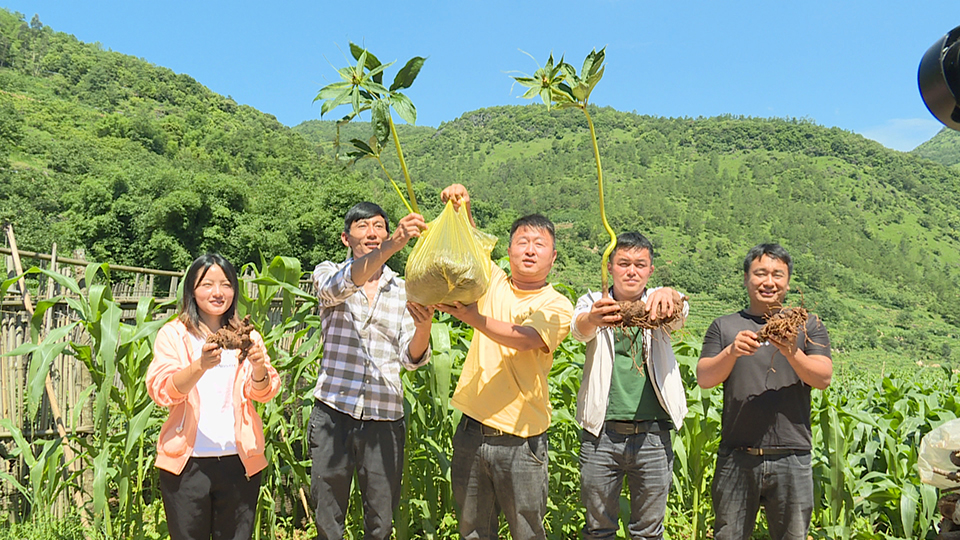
[4,1,959,151]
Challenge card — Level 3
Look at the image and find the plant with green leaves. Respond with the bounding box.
[314,43,426,215]
[236,255,323,540]
[512,48,617,294]
[2,264,174,538]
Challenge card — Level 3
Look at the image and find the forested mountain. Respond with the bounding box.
[0,9,392,271]
[913,127,960,167]
[296,107,960,371]
[2,8,959,372]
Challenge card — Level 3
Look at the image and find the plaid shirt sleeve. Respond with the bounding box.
[314,260,359,307]
[398,286,431,370]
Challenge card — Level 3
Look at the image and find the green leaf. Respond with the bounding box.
[92,448,110,519]
[900,487,917,537]
[0,471,30,501]
[351,87,361,118]
[123,402,156,455]
[539,88,552,109]
[349,138,375,155]
[372,100,391,146]
[519,85,540,99]
[84,263,110,295]
[360,80,391,97]
[350,43,380,67]
[313,81,351,102]
[390,56,426,92]
[0,419,36,468]
[512,76,539,88]
[27,322,78,418]
[391,92,417,125]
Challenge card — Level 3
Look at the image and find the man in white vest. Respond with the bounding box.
[570,231,688,540]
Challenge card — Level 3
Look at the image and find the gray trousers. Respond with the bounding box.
[308,401,405,540]
[580,428,673,540]
[451,416,549,540]
[711,447,813,540]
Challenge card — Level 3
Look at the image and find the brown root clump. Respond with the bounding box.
[617,299,682,330]
[207,315,256,361]
[756,306,809,344]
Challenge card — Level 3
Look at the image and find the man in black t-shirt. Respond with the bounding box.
[697,243,832,540]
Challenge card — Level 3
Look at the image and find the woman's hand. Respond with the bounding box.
[246,342,269,385]
[199,342,222,371]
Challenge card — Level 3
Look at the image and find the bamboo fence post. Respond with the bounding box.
[3,225,89,525]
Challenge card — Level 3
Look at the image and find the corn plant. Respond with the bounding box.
[6,262,960,539]
[2,264,174,538]
[0,419,79,521]
[513,49,617,294]
[314,43,425,215]
[670,338,721,540]
[395,314,468,539]
[237,255,323,540]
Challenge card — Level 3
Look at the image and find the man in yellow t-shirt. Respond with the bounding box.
[436,184,574,540]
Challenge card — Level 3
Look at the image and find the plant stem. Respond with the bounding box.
[583,105,616,297]
[375,155,414,215]
[388,114,420,214]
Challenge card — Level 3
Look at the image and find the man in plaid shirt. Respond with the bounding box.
[309,202,434,540]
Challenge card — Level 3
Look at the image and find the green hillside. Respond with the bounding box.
[2,8,959,374]
[0,9,399,271]
[295,107,960,373]
[913,126,960,167]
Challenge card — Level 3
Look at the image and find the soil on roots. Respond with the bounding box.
[756,306,810,344]
[617,299,682,329]
[207,314,255,360]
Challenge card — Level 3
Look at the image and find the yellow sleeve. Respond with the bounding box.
[522,294,573,353]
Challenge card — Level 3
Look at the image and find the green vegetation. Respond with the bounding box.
[3,263,957,539]
[314,43,426,215]
[0,9,399,272]
[296,107,960,374]
[4,9,960,536]
[3,8,960,372]
[913,127,960,167]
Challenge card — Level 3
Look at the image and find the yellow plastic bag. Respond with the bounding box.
[405,200,497,305]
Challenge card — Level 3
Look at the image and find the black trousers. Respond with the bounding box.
[308,401,405,540]
[159,455,262,540]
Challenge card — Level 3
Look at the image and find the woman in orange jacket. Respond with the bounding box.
[146,253,281,540]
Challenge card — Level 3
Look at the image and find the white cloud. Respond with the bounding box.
[859,118,946,152]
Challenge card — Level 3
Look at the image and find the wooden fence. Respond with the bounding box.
[0,242,186,519]
[0,246,183,440]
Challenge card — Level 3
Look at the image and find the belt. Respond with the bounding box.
[738,447,803,456]
[604,419,671,435]
[463,416,509,437]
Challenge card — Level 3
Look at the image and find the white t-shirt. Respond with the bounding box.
[189,333,239,457]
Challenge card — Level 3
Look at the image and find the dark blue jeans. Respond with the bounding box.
[308,401,405,540]
[711,447,813,540]
[580,428,673,540]
[451,416,549,540]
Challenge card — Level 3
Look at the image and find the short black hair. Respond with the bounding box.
[743,243,793,276]
[178,253,240,335]
[344,202,391,234]
[611,232,654,260]
[509,214,556,247]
